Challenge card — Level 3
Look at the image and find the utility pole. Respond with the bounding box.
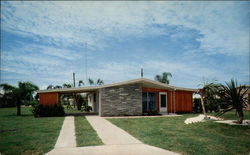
[73,72,75,87]
[85,42,88,82]
[141,68,143,78]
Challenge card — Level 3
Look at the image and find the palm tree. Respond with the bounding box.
[0,82,39,116]
[47,84,54,90]
[217,79,248,124]
[63,83,72,88]
[88,78,94,85]
[154,72,172,84]
[54,85,62,89]
[96,78,104,85]
[78,80,84,87]
[197,79,218,119]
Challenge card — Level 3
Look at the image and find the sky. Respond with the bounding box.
[0,1,249,90]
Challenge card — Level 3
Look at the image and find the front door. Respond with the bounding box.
[159,92,167,113]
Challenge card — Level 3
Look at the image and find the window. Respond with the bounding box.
[142,92,156,111]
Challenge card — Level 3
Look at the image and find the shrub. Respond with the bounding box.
[32,103,65,117]
[24,100,38,106]
[83,105,93,112]
[193,98,202,113]
[143,110,161,116]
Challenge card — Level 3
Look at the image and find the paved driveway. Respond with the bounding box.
[46,116,181,155]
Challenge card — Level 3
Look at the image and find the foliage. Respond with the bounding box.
[197,79,219,117]
[54,85,62,89]
[204,97,220,113]
[0,82,39,116]
[88,78,94,85]
[32,103,65,117]
[0,107,64,155]
[75,116,103,146]
[143,110,160,116]
[217,79,249,123]
[154,72,172,84]
[88,78,104,85]
[75,94,84,111]
[47,84,54,89]
[83,105,93,112]
[96,78,104,85]
[24,100,38,106]
[193,98,202,113]
[78,80,84,87]
[108,114,250,155]
[63,83,72,88]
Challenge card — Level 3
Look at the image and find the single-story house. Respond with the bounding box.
[37,78,197,116]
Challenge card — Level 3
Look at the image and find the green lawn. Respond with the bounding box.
[74,116,103,147]
[63,105,84,114]
[107,114,250,155]
[209,110,250,120]
[0,107,64,155]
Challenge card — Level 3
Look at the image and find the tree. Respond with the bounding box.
[0,82,39,116]
[154,72,172,84]
[78,80,84,87]
[88,78,104,86]
[96,78,104,85]
[197,79,218,119]
[63,83,72,88]
[54,85,62,89]
[47,84,54,90]
[217,79,249,124]
[88,78,94,85]
[75,94,84,111]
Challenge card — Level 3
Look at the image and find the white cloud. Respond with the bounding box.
[1,1,249,55]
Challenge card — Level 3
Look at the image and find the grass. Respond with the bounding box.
[107,114,250,155]
[63,105,84,114]
[209,110,250,120]
[0,107,64,155]
[75,116,103,147]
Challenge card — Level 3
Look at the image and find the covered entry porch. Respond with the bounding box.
[38,86,100,115]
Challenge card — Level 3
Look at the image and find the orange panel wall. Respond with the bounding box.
[175,91,193,112]
[39,92,59,105]
[142,88,173,113]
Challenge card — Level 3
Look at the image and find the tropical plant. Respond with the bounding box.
[88,78,104,86]
[75,94,84,111]
[63,83,72,88]
[154,72,172,84]
[32,103,65,117]
[197,79,218,118]
[217,79,249,124]
[54,85,62,89]
[96,78,104,85]
[88,78,94,85]
[78,80,84,87]
[47,84,54,90]
[0,82,39,116]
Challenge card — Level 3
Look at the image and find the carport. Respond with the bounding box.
[38,86,100,114]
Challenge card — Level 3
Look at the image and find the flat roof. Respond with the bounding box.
[37,78,197,93]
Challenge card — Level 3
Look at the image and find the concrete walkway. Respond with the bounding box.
[47,115,181,155]
[54,116,76,148]
[46,143,179,155]
[86,115,141,145]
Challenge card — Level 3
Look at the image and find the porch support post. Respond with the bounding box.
[174,89,176,113]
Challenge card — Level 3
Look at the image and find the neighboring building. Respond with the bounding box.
[241,86,250,109]
[37,78,197,116]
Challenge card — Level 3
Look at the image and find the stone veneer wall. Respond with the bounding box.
[100,84,142,116]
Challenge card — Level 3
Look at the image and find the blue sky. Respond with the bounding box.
[1,1,249,89]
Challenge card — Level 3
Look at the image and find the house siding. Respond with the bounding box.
[100,84,142,116]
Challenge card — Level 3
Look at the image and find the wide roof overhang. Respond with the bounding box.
[37,78,197,94]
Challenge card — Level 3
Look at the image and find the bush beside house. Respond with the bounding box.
[32,103,65,117]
